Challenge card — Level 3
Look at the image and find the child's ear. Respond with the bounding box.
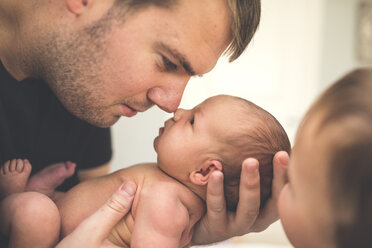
[189,160,222,186]
[66,0,89,15]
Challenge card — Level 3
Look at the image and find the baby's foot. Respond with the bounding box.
[25,161,76,197]
[0,159,32,198]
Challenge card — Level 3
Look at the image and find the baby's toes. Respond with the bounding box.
[14,159,25,173]
[1,160,11,175]
[9,159,18,172]
[22,159,32,174]
[65,161,76,177]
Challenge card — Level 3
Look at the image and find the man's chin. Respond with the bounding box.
[80,114,121,128]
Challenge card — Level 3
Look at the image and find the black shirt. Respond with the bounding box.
[0,62,112,191]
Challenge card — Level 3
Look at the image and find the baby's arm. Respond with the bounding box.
[131,187,189,248]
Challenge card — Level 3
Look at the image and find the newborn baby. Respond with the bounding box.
[0,95,290,247]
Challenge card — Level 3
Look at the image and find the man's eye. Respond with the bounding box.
[162,56,178,71]
[190,119,194,125]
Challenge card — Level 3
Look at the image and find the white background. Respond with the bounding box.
[110,0,371,246]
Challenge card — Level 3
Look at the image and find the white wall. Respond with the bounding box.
[320,0,371,90]
[111,107,163,167]
[111,0,366,246]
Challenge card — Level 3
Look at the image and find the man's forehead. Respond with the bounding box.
[152,0,231,74]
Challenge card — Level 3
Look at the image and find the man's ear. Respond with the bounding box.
[66,0,89,15]
[189,160,222,186]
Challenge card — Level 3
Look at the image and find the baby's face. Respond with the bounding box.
[278,114,335,248]
[153,95,236,181]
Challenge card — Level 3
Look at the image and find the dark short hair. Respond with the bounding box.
[113,0,261,62]
[216,96,291,211]
[307,68,372,248]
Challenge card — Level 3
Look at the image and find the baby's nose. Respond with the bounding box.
[173,109,185,121]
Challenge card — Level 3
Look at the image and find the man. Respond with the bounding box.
[0,0,289,246]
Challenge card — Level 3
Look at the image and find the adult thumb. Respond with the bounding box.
[80,181,137,240]
[98,182,137,234]
[56,181,137,248]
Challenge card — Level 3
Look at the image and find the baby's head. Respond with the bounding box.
[154,94,290,211]
[278,68,372,248]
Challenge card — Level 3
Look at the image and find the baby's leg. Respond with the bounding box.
[0,159,32,199]
[0,192,60,248]
[26,161,76,197]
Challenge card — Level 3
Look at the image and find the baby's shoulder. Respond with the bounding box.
[141,168,184,195]
[144,171,204,213]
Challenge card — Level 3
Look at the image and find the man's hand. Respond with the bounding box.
[191,151,289,245]
[56,181,137,248]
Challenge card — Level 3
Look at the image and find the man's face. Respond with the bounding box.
[38,0,231,127]
[153,95,236,182]
[278,115,335,248]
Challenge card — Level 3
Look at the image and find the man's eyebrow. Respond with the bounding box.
[156,42,197,76]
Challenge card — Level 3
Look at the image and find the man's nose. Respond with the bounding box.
[147,77,189,113]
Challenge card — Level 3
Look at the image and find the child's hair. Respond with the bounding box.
[306,68,372,248]
[216,95,291,211]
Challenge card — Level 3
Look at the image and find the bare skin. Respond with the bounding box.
[0,160,76,199]
[26,161,76,197]
[0,0,290,246]
[0,159,31,199]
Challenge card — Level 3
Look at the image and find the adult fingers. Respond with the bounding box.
[91,181,136,240]
[235,158,260,230]
[74,181,136,242]
[57,182,136,248]
[272,151,289,199]
[205,171,227,225]
[251,151,289,231]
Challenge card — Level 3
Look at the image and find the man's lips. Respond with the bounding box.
[121,104,138,117]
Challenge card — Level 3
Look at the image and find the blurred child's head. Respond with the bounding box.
[154,94,290,211]
[278,68,372,248]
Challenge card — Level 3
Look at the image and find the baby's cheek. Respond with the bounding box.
[277,189,312,248]
[277,185,289,215]
[277,186,293,234]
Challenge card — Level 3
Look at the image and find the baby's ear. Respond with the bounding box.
[189,160,222,186]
